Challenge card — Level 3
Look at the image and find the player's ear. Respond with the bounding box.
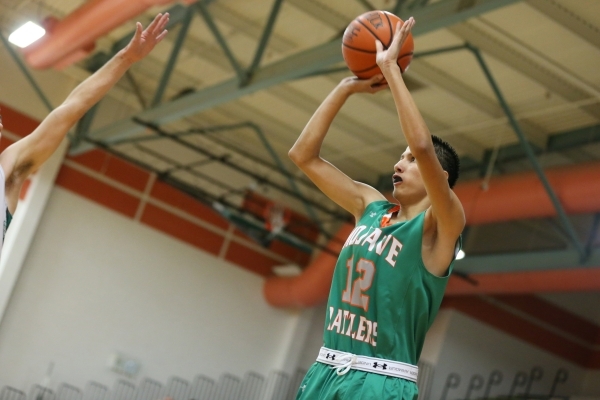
[443,170,449,181]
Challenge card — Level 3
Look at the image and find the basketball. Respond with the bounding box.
[342,11,414,79]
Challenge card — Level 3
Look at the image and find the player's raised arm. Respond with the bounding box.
[375,18,465,258]
[0,13,169,212]
[289,76,387,220]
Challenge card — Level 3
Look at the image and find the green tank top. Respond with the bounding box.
[323,200,456,365]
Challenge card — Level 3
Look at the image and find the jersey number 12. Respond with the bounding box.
[342,257,375,312]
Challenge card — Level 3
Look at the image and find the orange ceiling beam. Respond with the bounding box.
[23,0,197,70]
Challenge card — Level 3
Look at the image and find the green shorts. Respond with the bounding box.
[296,362,419,400]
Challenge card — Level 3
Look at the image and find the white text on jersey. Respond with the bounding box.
[343,226,403,267]
[327,306,378,347]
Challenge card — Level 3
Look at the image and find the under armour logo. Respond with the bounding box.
[326,353,336,360]
[369,212,377,217]
[373,362,388,370]
[300,385,307,392]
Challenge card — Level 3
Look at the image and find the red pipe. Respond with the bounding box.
[263,161,600,307]
[455,161,600,225]
[23,0,196,70]
[263,224,353,308]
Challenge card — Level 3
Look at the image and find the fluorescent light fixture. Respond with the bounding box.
[456,250,466,260]
[9,21,46,48]
[272,264,302,277]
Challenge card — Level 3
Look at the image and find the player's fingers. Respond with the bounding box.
[394,18,413,49]
[371,83,388,93]
[389,22,404,51]
[133,22,143,41]
[367,74,384,85]
[153,13,169,36]
[403,17,415,35]
[157,13,170,33]
[375,39,383,53]
[155,30,168,43]
[395,22,403,39]
[146,13,162,34]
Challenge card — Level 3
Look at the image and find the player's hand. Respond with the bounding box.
[375,17,415,71]
[338,75,388,94]
[122,13,170,63]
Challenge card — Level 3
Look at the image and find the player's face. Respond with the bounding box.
[392,147,426,200]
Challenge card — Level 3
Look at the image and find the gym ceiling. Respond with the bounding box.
[0,0,599,294]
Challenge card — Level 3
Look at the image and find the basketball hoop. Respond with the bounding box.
[264,202,290,236]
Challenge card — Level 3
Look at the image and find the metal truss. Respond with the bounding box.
[7,0,595,265]
[69,0,520,153]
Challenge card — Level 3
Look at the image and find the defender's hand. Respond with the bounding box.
[122,13,170,63]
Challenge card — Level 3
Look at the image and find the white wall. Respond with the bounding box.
[297,303,327,371]
[0,188,301,390]
[429,311,586,400]
[420,309,452,366]
[581,370,600,396]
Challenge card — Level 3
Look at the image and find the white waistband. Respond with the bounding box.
[316,347,418,382]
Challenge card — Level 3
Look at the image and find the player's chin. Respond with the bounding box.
[392,184,415,200]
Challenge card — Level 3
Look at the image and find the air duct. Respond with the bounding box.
[263,224,353,308]
[23,0,196,70]
[455,161,600,225]
[264,161,600,307]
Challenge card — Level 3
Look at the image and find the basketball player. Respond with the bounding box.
[291,17,464,399]
[0,13,170,256]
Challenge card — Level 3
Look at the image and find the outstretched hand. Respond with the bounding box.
[375,17,415,71]
[339,74,388,94]
[122,13,170,63]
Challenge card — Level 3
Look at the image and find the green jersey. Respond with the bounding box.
[323,200,456,365]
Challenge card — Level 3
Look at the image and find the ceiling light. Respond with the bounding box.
[272,264,302,277]
[8,21,46,48]
[456,250,465,260]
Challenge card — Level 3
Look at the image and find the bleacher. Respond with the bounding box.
[0,369,306,400]
[2,361,579,400]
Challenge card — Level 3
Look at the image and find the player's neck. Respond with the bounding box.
[394,197,430,222]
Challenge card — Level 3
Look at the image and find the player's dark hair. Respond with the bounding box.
[431,135,460,188]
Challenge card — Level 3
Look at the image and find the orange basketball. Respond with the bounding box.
[342,11,414,79]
